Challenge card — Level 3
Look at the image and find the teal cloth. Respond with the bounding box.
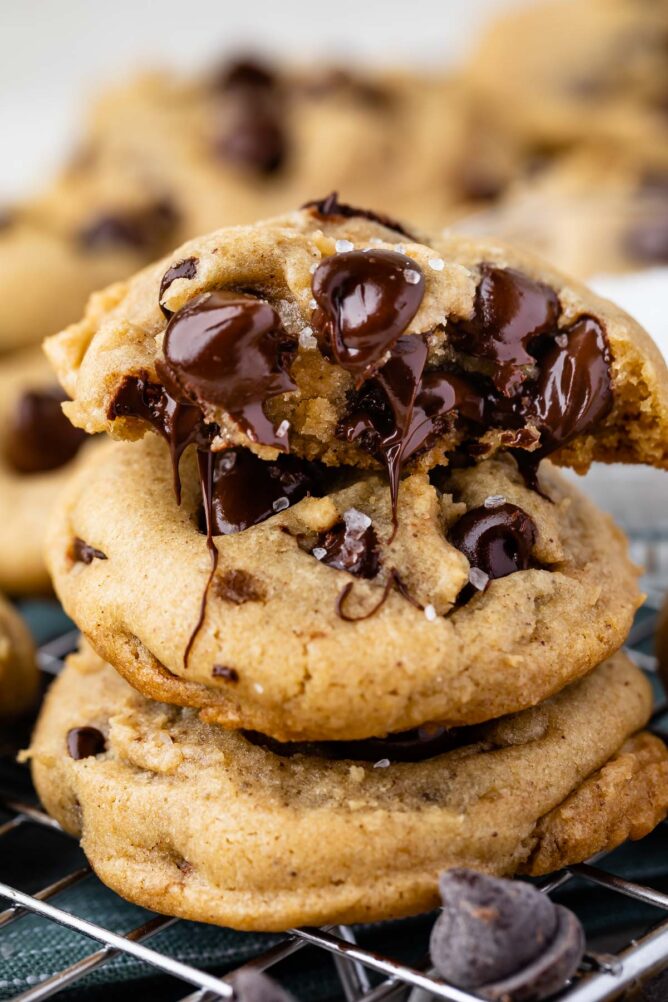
[0,601,666,1000]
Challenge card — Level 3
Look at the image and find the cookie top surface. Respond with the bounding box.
[45,206,668,499]
[0,595,38,718]
[28,644,666,929]
[46,431,640,741]
[0,348,94,594]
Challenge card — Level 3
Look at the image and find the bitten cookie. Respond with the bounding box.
[0,348,93,594]
[46,435,640,741]
[28,645,668,930]
[0,596,38,718]
[46,205,668,503]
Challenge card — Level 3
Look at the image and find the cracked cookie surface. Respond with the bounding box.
[28,645,668,930]
[46,435,640,741]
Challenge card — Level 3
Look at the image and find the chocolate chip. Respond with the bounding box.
[450,265,561,396]
[230,969,296,1002]
[430,869,584,1000]
[303,192,415,239]
[312,508,380,578]
[215,95,286,174]
[4,387,87,475]
[624,213,668,264]
[213,568,264,603]
[448,502,537,585]
[66,727,106,760]
[71,538,107,565]
[78,199,178,252]
[199,448,322,536]
[159,257,199,319]
[312,249,425,383]
[212,664,239,682]
[213,57,277,93]
[160,291,297,450]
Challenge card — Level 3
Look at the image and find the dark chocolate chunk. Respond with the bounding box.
[160,291,297,450]
[430,869,585,1001]
[78,199,178,252]
[244,720,471,764]
[66,726,106,760]
[159,257,199,318]
[4,387,87,475]
[450,265,561,396]
[448,502,537,585]
[109,373,215,502]
[312,508,380,578]
[215,94,286,174]
[230,969,296,1002]
[212,664,239,682]
[312,249,425,383]
[71,538,107,565]
[303,192,415,239]
[199,448,321,537]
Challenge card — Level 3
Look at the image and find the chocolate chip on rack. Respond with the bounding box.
[450,265,560,396]
[303,192,415,239]
[4,387,87,475]
[159,291,297,450]
[71,538,107,565]
[159,257,199,319]
[311,249,425,383]
[430,869,584,1001]
[77,200,178,252]
[199,448,322,536]
[66,726,106,760]
[448,502,537,595]
[311,507,380,578]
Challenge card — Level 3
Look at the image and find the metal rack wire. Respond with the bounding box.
[1,594,667,1002]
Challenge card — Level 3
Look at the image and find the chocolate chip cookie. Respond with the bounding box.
[0,348,97,594]
[28,644,668,930]
[0,596,38,718]
[46,206,668,519]
[45,433,640,741]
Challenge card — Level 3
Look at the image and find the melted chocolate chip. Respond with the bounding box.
[4,387,87,475]
[448,503,537,584]
[335,567,422,623]
[450,265,561,396]
[159,257,199,319]
[160,291,297,450]
[78,200,178,252]
[199,448,321,536]
[313,509,380,578]
[531,315,613,454]
[339,336,485,515]
[109,374,215,502]
[71,538,107,564]
[212,664,239,682]
[303,193,415,239]
[312,249,425,383]
[244,720,470,763]
[66,726,106,760]
[430,869,585,1000]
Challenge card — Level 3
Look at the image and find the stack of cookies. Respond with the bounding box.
[27,198,668,930]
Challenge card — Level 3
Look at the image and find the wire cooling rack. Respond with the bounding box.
[1,557,667,1002]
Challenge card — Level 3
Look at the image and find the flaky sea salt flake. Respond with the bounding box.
[373,758,391,769]
[428,257,445,271]
[424,604,438,622]
[272,496,290,512]
[335,239,354,253]
[483,494,506,508]
[469,567,490,591]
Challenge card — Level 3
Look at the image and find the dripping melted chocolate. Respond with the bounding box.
[160,290,297,450]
